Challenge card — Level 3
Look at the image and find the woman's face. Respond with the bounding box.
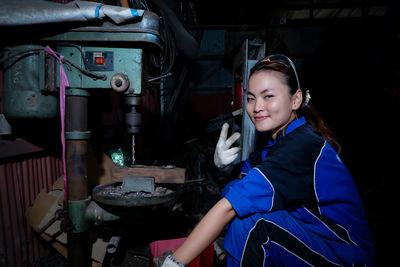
[246,70,301,139]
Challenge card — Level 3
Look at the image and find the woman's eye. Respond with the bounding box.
[247,97,254,102]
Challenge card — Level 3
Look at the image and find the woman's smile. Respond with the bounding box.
[253,115,269,121]
[246,70,302,139]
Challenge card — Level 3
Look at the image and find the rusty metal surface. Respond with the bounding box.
[0,154,62,267]
[66,140,88,201]
[92,182,176,207]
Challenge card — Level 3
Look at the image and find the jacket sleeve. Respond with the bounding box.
[224,167,275,217]
[224,126,325,217]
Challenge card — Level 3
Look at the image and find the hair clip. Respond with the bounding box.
[303,90,311,107]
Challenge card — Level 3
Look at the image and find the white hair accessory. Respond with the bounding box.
[302,90,311,107]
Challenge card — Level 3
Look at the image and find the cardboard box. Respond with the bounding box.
[25,177,109,263]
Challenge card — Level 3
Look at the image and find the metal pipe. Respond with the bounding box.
[66,140,88,200]
[67,232,90,267]
[66,94,88,135]
[65,92,90,267]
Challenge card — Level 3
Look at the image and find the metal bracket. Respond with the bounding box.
[68,198,91,233]
[65,131,91,140]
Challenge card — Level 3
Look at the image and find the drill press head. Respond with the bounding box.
[125,95,142,135]
[125,95,142,165]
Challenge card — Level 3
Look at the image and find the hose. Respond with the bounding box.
[150,0,198,60]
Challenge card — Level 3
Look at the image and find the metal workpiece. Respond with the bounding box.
[92,182,176,207]
[122,176,155,193]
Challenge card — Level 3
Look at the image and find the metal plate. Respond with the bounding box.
[122,176,154,193]
[85,51,114,71]
[92,182,176,207]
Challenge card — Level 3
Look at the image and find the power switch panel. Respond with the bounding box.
[85,51,114,71]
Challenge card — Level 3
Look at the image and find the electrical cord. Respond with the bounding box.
[0,46,107,81]
[0,48,44,64]
[147,12,176,83]
[56,42,90,69]
[61,57,107,81]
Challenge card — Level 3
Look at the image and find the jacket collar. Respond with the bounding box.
[265,116,306,148]
[286,116,306,135]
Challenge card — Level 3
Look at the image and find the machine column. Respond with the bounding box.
[65,89,91,267]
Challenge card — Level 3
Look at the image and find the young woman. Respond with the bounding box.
[162,54,375,267]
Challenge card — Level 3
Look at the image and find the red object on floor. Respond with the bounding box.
[149,237,214,267]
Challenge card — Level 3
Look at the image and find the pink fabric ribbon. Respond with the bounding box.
[44,45,69,211]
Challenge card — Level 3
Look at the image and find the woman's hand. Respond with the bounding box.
[160,255,184,267]
[167,198,236,266]
[214,123,241,169]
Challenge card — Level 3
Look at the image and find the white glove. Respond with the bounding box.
[161,255,185,267]
[214,123,241,169]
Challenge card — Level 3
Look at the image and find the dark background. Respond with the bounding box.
[1,0,396,266]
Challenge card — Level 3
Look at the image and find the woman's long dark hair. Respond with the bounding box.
[250,61,342,154]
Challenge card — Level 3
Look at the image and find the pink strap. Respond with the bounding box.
[44,45,69,211]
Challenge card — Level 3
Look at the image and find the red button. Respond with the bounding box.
[95,57,104,64]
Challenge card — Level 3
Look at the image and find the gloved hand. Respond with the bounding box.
[154,251,174,267]
[160,255,185,267]
[214,123,241,169]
